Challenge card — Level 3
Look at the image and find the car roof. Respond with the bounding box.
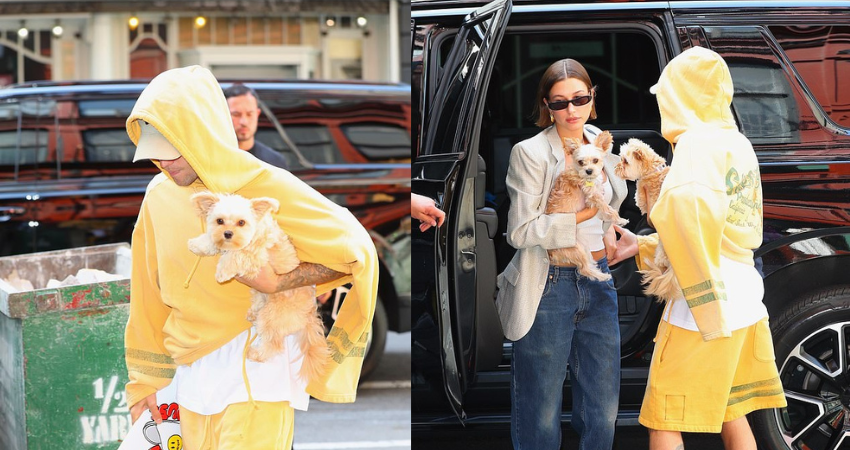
[411,0,850,9]
[0,79,411,101]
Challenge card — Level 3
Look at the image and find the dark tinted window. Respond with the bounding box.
[82,129,135,162]
[490,31,662,131]
[769,25,850,129]
[78,100,136,118]
[0,130,48,165]
[704,26,802,145]
[255,125,341,165]
[340,123,410,160]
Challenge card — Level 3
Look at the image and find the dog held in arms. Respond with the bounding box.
[187,192,329,383]
[614,138,679,302]
[545,130,628,281]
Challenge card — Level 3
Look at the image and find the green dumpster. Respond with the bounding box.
[0,243,132,450]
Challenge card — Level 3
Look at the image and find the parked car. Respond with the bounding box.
[411,0,850,448]
[0,78,411,378]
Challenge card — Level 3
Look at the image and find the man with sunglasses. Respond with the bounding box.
[496,58,627,450]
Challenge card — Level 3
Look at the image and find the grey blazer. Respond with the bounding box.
[494,125,627,341]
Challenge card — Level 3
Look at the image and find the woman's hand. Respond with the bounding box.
[603,225,617,261]
[608,224,639,266]
[130,392,162,424]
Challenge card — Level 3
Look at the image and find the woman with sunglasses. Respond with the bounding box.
[495,58,627,450]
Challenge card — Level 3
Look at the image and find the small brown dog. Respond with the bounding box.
[187,192,329,383]
[614,138,679,302]
[545,131,628,281]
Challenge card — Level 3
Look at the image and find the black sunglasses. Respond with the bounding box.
[547,95,593,110]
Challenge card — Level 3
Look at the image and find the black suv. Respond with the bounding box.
[412,1,850,448]
[0,79,411,378]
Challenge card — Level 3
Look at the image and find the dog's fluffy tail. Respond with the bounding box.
[299,313,331,383]
[639,260,681,303]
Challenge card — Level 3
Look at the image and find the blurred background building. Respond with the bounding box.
[0,0,410,85]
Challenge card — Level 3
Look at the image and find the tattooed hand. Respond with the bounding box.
[236,262,345,294]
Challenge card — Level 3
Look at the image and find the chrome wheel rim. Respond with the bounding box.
[775,322,850,449]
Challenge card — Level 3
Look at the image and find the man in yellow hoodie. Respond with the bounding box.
[609,47,785,449]
[124,66,377,449]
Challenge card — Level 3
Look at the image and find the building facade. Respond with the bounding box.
[0,0,407,84]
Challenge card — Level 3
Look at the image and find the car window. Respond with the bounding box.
[0,100,52,168]
[704,26,803,146]
[340,123,410,160]
[82,129,136,162]
[489,31,662,133]
[78,99,136,118]
[0,130,49,165]
[255,125,341,165]
[768,25,850,130]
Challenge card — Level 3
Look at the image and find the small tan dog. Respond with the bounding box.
[545,131,628,281]
[187,192,329,383]
[614,138,678,302]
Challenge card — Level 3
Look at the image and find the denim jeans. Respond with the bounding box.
[510,259,620,450]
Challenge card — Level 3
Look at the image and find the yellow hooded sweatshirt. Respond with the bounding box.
[123,66,377,408]
[637,47,763,341]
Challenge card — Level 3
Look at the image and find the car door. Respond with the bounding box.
[412,0,512,423]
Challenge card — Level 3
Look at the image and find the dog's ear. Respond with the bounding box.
[595,131,614,154]
[628,140,645,162]
[251,197,280,217]
[190,192,219,218]
[564,138,582,156]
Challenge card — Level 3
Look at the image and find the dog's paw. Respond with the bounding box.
[246,347,268,363]
[215,268,237,283]
[616,217,629,226]
[188,235,216,256]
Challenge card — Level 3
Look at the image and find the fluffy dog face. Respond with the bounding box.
[191,192,280,251]
[565,130,613,180]
[615,138,666,181]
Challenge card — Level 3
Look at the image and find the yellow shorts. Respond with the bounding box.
[638,318,787,433]
[181,401,295,450]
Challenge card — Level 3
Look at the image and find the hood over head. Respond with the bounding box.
[651,46,737,145]
[127,65,264,193]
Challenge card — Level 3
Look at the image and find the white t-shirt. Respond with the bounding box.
[174,328,310,415]
[575,175,613,252]
[663,255,767,331]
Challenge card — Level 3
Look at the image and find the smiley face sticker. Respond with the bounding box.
[167,434,183,450]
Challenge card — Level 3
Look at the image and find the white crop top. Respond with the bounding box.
[575,174,613,252]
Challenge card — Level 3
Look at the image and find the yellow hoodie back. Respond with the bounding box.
[644,47,763,341]
[123,66,377,407]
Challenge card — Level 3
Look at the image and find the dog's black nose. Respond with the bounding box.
[224,231,233,239]
[585,169,594,175]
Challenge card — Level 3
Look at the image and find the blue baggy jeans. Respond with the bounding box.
[510,259,620,450]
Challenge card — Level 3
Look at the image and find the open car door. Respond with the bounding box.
[412,0,512,424]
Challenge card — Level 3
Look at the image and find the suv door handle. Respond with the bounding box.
[0,206,25,222]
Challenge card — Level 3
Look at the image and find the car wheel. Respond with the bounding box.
[318,286,388,380]
[752,287,850,450]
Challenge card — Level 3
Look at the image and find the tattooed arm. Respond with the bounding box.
[236,262,346,294]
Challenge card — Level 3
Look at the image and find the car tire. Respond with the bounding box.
[751,286,850,450]
[360,298,388,380]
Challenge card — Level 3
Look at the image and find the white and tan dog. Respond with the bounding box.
[545,131,628,281]
[614,138,678,302]
[187,192,329,383]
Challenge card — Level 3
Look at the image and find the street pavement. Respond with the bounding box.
[293,331,411,449]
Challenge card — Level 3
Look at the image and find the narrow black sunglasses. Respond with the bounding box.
[547,95,593,110]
